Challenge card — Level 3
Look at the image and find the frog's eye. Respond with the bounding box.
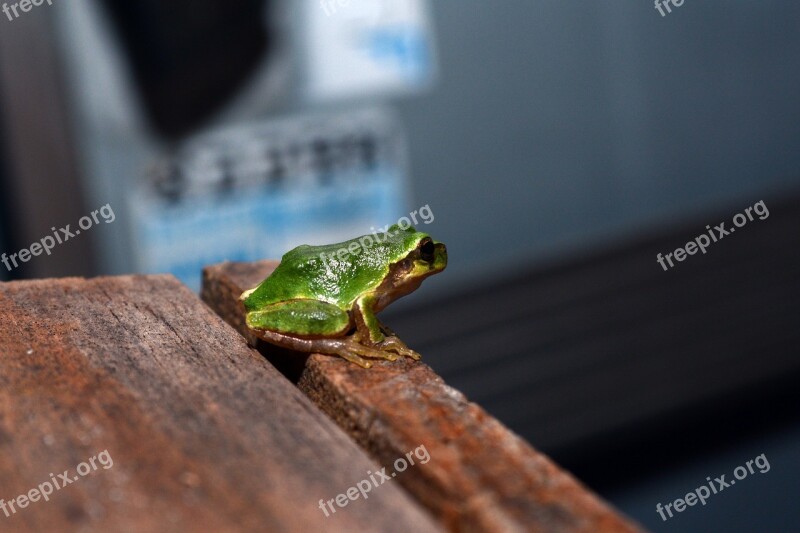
[420,240,435,262]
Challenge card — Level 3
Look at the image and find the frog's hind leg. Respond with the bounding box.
[323,338,402,366]
[249,330,396,369]
[248,299,407,368]
[246,299,351,337]
[250,329,376,368]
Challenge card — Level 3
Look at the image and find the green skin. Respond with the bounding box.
[241,225,447,368]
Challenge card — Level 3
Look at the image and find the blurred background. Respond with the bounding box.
[0,1,798,530]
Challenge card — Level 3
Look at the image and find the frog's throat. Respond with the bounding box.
[372,257,441,312]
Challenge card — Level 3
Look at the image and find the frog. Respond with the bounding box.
[240,225,447,368]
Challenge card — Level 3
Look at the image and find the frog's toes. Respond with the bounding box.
[405,349,422,361]
[344,339,399,362]
[379,337,422,360]
[337,351,374,368]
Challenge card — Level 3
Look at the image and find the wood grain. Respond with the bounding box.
[0,275,441,533]
[202,260,644,533]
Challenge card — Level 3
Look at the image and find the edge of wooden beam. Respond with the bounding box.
[0,274,442,532]
[202,260,644,533]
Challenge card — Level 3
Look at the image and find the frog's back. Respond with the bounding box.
[244,227,424,311]
[252,244,333,305]
[246,240,385,309]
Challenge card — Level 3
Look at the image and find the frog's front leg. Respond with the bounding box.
[354,295,385,345]
[354,296,421,361]
[379,322,398,337]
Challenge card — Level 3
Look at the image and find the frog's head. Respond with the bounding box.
[373,225,447,311]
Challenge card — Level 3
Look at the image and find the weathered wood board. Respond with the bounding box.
[202,261,643,533]
[0,275,441,533]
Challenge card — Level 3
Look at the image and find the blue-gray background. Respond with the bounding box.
[394,3,800,530]
[398,1,800,288]
[1,1,798,531]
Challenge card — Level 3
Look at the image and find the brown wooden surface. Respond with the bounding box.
[202,260,644,533]
[0,275,441,533]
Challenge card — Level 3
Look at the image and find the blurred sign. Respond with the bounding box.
[129,108,410,291]
[303,0,437,101]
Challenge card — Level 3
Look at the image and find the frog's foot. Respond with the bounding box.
[376,322,419,360]
[315,336,407,366]
[325,346,374,369]
[378,336,421,361]
[352,326,420,361]
[326,337,402,366]
[249,328,408,369]
[247,329,375,368]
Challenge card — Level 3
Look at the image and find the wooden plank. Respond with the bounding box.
[378,192,800,454]
[0,275,441,533]
[202,261,643,533]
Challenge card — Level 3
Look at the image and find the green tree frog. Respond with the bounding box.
[241,225,447,368]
